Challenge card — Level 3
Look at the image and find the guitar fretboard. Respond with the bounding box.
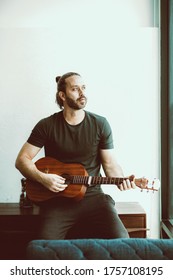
[70,176,125,185]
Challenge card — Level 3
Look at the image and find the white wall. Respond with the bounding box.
[0,0,160,237]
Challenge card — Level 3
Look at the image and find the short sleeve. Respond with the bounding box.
[27,118,48,148]
[99,118,114,149]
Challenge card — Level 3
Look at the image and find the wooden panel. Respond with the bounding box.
[120,215,146,228]
[116,202,147,238]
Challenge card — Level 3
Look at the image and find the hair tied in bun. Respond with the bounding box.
[55,76,61,83]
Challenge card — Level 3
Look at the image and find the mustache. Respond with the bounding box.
[77,96,87,101]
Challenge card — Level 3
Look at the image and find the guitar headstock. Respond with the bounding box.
[134,177,160,192]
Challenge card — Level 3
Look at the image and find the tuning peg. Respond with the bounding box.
[152,178,160,190]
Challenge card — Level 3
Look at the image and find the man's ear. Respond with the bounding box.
[59,91,66,102]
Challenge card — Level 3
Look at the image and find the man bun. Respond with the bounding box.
[55,76,61,83]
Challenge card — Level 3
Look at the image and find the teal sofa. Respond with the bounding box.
[27,238,173,260]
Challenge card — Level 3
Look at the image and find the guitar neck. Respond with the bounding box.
[70,175,157,191]
[70,175,126,186]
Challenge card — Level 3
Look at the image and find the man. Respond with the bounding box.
[15,71,136,239]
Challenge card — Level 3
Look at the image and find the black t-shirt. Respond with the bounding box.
[27,110,114,194]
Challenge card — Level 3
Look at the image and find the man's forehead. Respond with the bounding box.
[66,75,84,86]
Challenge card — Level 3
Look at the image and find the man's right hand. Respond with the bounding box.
[40,173,68,193]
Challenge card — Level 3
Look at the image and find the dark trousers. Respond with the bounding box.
[38,193,129,239]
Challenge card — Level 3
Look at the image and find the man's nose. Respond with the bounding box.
[79,87,84,95]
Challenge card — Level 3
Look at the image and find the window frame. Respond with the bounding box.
[161,0,173,238]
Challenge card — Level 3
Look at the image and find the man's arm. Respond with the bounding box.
[100,149,136,190]
[15,142,67,192]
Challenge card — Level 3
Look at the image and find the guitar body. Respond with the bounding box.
[26,157,88,202]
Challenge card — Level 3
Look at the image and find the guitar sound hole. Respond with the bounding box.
[61,174,72,185]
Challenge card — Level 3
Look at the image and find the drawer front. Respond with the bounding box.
[129,231,146,238]
[119,214,147,238]
[119,214,146,228]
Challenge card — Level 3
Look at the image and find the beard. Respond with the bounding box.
[65,95,87,110]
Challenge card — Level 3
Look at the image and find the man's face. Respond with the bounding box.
[64,75,87,110]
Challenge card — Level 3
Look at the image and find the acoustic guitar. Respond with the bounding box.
[25,157,159,202]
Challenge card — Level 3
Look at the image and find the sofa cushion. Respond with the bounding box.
[27,238,173,260]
